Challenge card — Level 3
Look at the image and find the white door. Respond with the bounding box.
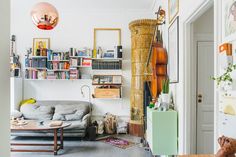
[197,41,214,154]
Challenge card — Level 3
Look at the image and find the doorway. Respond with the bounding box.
[183,1,215,154]
[194,7,214,154]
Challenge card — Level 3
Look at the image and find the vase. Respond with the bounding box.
[161,93,170,104]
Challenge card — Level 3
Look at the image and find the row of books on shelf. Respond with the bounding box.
[25,58,47,68]
[92,60,122,70]
[70,58,91,67]
[25,57,91,69]
[47,51,70,61]
[47,62,70,70]
[25,69,79,80]
[47,71,70,80]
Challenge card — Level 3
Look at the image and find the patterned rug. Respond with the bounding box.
[100,136,135,149]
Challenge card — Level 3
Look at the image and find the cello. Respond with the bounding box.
[146,7,168,101]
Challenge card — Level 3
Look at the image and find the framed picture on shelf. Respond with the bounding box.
[103,50,115,58]
[93,28,121,58]
[222,0,236,41]
[168,16,179,83]
[168,0,179,24]
[92,75,122,85]
[33,38,50,56]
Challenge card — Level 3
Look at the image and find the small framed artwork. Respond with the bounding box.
[33,38,50,56]
[168,16,179,83]
[168,0,179,24]
[222,0,236,41]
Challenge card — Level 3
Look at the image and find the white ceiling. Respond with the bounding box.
[28,0,156,12]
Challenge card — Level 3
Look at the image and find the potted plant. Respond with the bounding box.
[161,78,170,103]
[212,64,236,91]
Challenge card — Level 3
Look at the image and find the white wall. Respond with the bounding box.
[11,0,153,118]
[194,7,214,34]
[0,0,10,156]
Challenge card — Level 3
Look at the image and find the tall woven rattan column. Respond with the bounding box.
[129,19,157,137]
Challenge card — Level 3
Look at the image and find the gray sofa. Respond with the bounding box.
[11,101,91,137]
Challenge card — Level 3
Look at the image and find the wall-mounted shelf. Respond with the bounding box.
[25,67,47,70]
[70,56,91,59]
[92,58,122,61]
[93,98,122,100]
[31,56,47,59]
[47,69,70,72]
[48,60,70,62]
[25,78,91,81]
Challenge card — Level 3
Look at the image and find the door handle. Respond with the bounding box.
[197,94,202,103]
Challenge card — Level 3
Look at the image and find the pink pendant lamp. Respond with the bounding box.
[31,2,59,30]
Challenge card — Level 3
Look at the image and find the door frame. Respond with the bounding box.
[183,0,219,153]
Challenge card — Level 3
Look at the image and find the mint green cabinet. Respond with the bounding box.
[146,108,178,156]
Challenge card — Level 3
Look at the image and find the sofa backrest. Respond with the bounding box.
[20,101,91,121]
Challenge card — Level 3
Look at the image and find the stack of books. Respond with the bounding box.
[82,58,92,67]
[70,69,79,79]
[47,71,57,80]
[25,69,46,79]
[32,58,47,68]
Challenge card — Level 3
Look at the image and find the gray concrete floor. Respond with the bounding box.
[11,135,152,157]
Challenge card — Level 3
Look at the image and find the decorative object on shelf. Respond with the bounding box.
[93,28,121,58]
[161,78,170,104]
[114,45,123,58]
[168,16,179,83]
[216,136,236,157]
[33,38,50,56]
[97,47,103,58]
[31,2,59,30]
[222,0,236,40]
[219,43,233,69]
[169,0,179,24]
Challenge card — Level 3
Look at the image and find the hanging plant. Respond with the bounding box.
[212,64,236,86]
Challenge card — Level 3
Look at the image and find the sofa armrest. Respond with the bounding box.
[82,113,91,125]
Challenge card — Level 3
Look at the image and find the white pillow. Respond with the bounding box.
[11,110,23,118]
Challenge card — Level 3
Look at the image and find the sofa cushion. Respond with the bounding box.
[20,104,54,120]
[53,103,89,121]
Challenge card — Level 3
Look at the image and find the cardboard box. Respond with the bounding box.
[94,87,120,98]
